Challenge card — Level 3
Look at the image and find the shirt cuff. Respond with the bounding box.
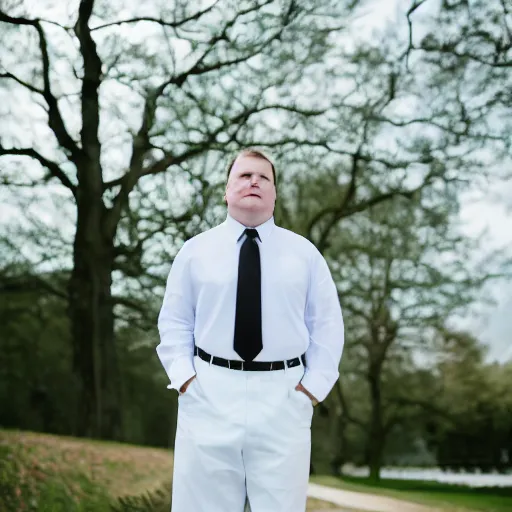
[166,355,196,392]
[300,369,337,403]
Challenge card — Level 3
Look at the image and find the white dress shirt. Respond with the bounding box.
[157,215,344,402]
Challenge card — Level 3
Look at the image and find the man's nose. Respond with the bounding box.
[250,175,259,186]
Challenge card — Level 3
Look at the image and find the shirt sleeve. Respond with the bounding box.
[301,249,344,402]
[156,241,196,392]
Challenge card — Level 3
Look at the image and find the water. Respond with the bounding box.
[344,467,512,488]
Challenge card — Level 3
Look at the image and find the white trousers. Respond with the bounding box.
[171,355,313,512]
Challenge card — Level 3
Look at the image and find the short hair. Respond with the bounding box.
[226,147,277,186]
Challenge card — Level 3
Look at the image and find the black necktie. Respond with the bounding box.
[234,228,262,361]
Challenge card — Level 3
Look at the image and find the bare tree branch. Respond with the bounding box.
[91,1,221,31]
[426,46,512,68]
[0,10,82,163]
[404,0,429,69]
[100,1,311,237]
[105,94,268,234]
[307,73,421,251]
[102,6,266,224]
[74,0,103,187]
[113,206,197,276]
[0,10,36,25]
[129,1,293,171]
[0,145,77,197]
[500,0,512,44]
[34,22,81,161]
[404,0,512,69]
[257,137,430,169]
[0,70,43,94]
[0,273,68,300]
[370,114,505,142]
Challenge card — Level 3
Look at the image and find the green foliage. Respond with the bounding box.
[0,284,76,435]
[111,488,171,512]
[0,270,176,447]
[425,338,512,472]
[0,443,111,512]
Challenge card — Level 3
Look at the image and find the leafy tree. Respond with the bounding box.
[1,0,366,437]
[319,194,498,481]
[1,0,509,442]
[426,331,512,472]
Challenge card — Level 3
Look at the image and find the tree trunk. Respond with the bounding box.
[367,432,384,482]
[367,367,384,483]
[68,200,122,439]
[330,412,347,476]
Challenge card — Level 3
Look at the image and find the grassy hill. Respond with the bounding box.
[0,430,337,511]
[0,429,174,511]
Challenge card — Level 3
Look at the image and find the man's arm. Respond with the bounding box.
[156,241,196,393]
[300,250,344,403]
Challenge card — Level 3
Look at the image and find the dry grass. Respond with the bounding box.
[1,430,173,498]
[306,496,340,510]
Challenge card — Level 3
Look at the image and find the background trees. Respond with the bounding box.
[2,0,368,438]
[1,0,511,477]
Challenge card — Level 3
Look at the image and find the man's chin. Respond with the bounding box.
[240,198,263,207]
[233,203,268,214]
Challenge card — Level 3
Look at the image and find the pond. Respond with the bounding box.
[345,467,512,487]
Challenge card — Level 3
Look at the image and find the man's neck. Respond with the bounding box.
[228,210,273,228]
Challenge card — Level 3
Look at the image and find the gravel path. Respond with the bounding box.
[307,482,439,512]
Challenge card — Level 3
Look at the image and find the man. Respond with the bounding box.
[157,148,344,512]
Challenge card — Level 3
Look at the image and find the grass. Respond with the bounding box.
[0,429,338,511]
[311,474,512,512]
[0,429,174,511]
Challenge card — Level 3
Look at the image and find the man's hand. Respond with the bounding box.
[295,382,318,406]
[180,375,196,394]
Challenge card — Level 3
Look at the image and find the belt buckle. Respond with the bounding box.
[209,354,213,366]
[241,361,244,371]
[270,362,273,371]
[228,360,231,369]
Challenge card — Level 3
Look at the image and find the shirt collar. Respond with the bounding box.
[225,214,275,243]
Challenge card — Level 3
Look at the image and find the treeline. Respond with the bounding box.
[1,256,511,478]
[1,0,511,483]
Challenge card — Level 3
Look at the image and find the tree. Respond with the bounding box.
[426,331,512,472]
[1,0,509,441]
[322,195,497,481]
[0,235,177,446]
[0,262,74,434]
[0,0,365,438]
[405,0,511,156]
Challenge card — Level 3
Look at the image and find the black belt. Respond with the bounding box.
[194,346,306,371]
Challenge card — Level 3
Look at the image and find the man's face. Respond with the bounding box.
[225,155,276,218]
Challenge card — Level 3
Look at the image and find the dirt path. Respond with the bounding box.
[307,482,440,512]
